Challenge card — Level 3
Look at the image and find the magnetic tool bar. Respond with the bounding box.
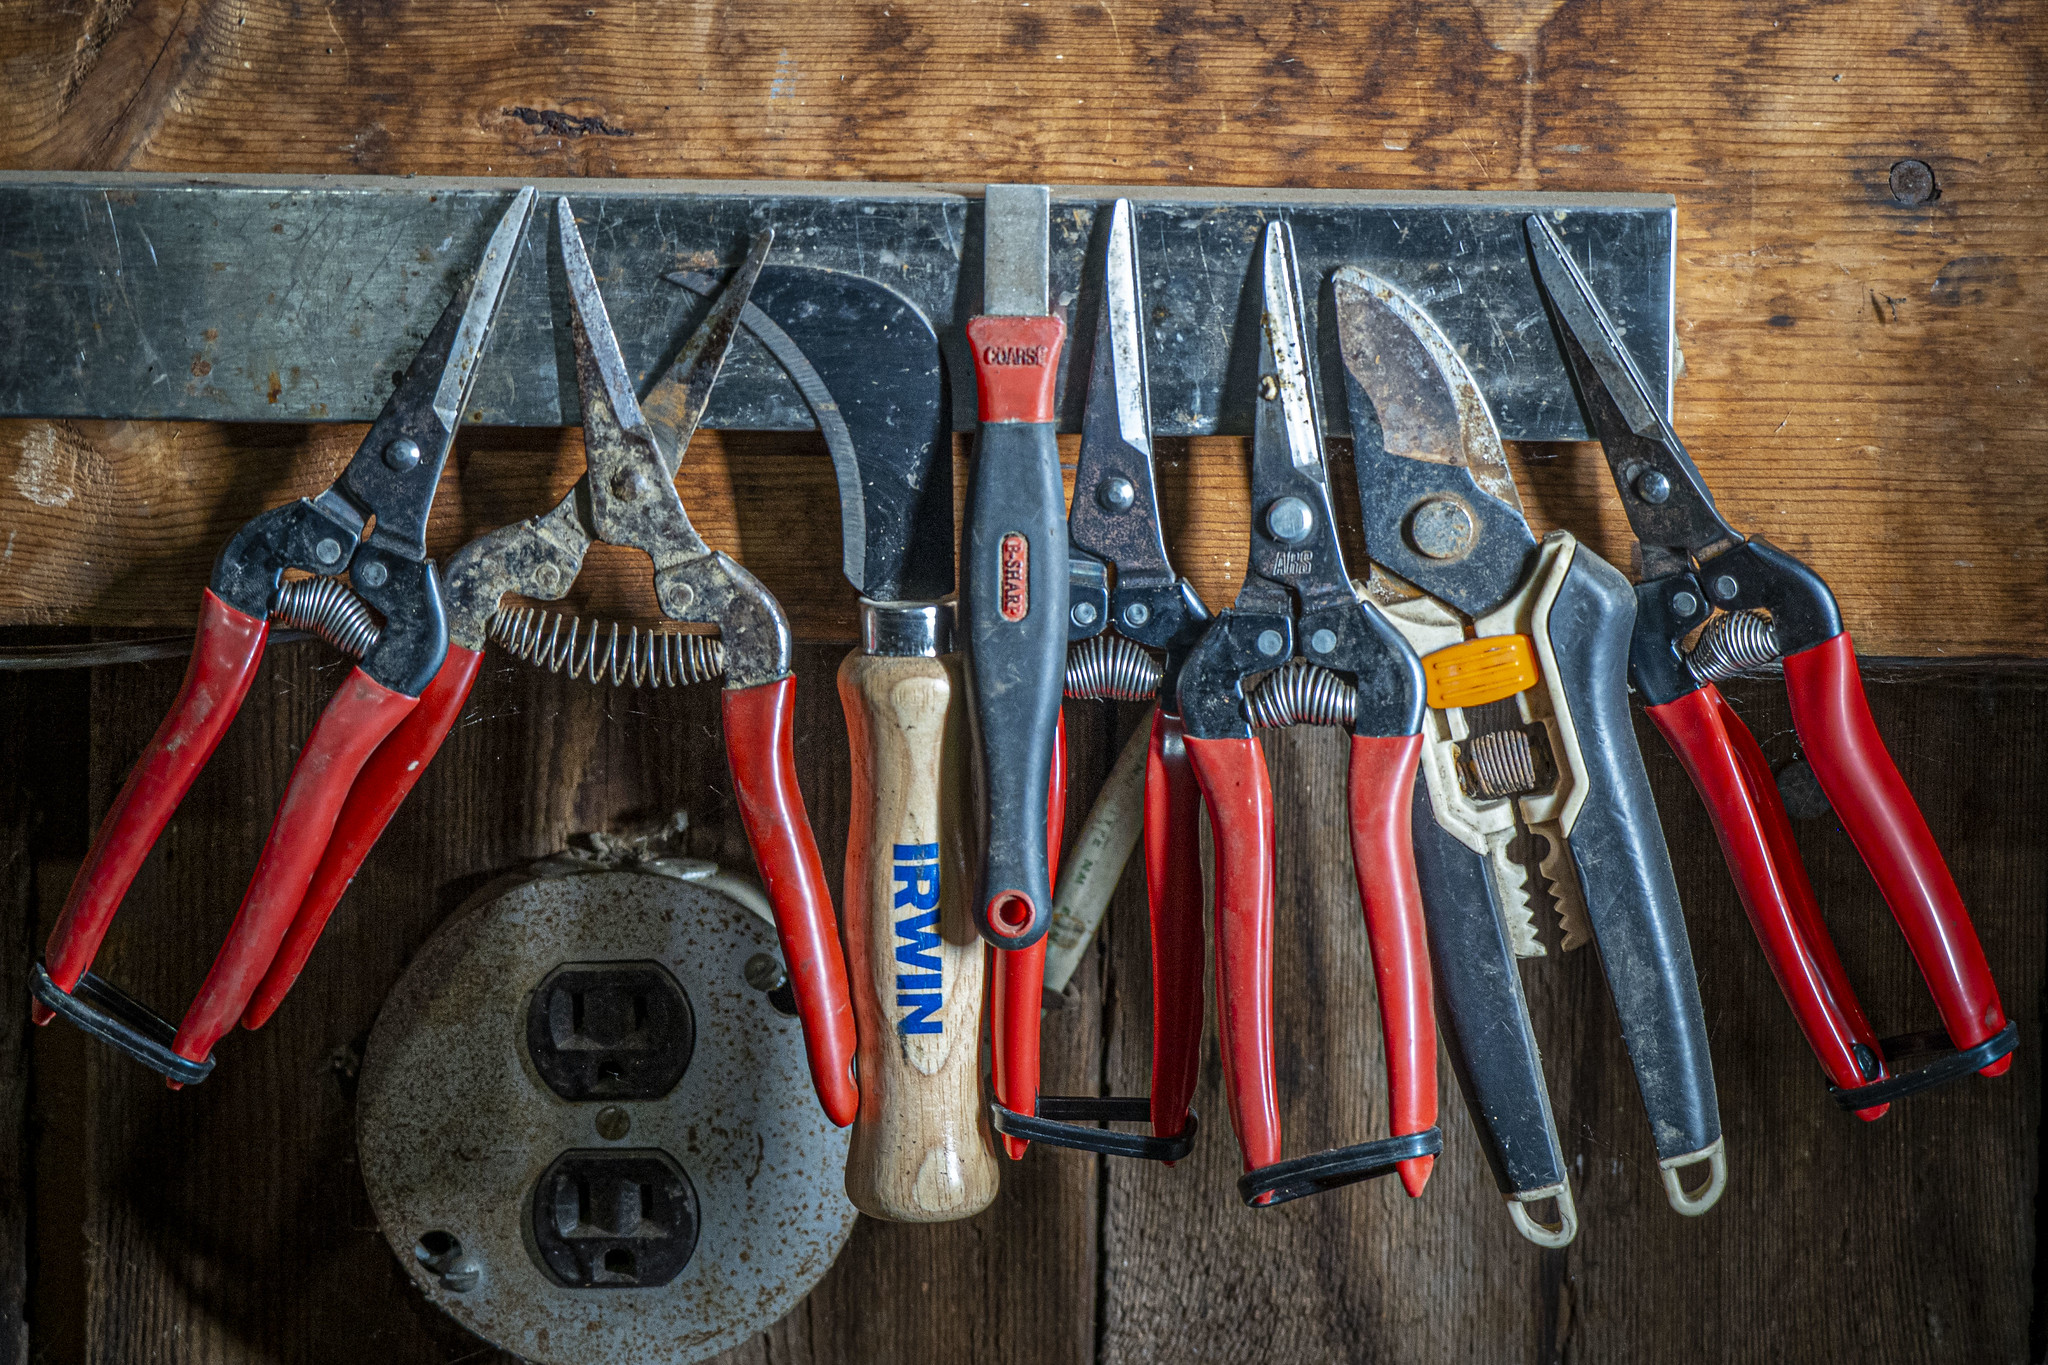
[0,173,1674,440]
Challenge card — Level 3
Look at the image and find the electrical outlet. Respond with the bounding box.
[529,1149,699,1289]
[524,961,694,1102]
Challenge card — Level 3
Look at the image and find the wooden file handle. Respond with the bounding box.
[840,649,999,1220]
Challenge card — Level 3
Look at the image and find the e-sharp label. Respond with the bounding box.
[892,842,944,1035]
[999,533,1030,621]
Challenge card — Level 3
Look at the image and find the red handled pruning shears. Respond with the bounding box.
[1173,220,1440,1206]
[291,199,857,1125]
[30,187,539,1084]
[1527,214,2015,1115]
[987,198,1209,1164]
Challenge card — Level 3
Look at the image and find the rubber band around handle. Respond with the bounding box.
[1238,1126,1443,1208]
[1828,1021,2018,1110]
[989,1096,1199,1162]
[28,961,214,1085]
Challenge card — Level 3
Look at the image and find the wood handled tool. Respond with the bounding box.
[31,186,539,1085]
[1174,221,1441,1207]
[988,199,1209,1165]
[1527,215,2015,1114]
[1331,265,1723,1242]
[724,260,996,1217]
[963,184,1069,954]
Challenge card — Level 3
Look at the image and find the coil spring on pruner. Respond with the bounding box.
[1245,660,1357,729]
[1687,609,1779,685]
[1065,633,1164,701]
[489,607,727,688]
[271,576,382,658]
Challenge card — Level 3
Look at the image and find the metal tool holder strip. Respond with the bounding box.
[0,174,1673,440]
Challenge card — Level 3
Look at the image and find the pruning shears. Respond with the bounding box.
[31,186,540,1084]
[1174,220,1441,1207]
[1527,214,2015,1116]
[1333,264,1723,1246]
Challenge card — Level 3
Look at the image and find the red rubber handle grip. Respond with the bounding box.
[242,645,485,1031]
[1144,710,1205,1145]
[172,667,419,1070]
[1783,631,2009,1073]
[722,677,860,1127]
[992,713,1066,1159]
[966,314,1065,424]
[40,590,269,1018]
[1647,683,1889,1110]
[1185,733,1279,1175]
[1346,732,1438,1196]
[991,938,1047,1162]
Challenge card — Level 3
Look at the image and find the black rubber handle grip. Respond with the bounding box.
[963,417,1068,949]
[1409,775,1567,1199]
[1546,546,1723,1165]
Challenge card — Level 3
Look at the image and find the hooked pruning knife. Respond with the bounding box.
[734,263,997,1219]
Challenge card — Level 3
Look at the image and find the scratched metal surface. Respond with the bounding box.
[0,173,1673,439]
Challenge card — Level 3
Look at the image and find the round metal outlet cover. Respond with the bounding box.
[358,867,855,1364]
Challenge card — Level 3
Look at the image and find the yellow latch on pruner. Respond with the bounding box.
[1422,634,1540,710]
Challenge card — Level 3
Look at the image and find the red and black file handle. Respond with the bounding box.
[962,314,1069,953]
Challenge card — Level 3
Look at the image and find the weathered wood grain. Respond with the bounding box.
[0,674,43,1365]
[4,1,2045,1362]
[0,0,2043,656]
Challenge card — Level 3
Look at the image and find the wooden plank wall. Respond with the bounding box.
[0,653,2040,1363]
[0,2,2042,1363]
[0,0,2044,655]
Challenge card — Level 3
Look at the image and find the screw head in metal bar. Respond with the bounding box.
[359,560,390,589]
[383,437,422,472]
[1123,602,1151,628]
[1671,590,1701,617]
[1256,629,1286,657]
[1711,574,1739,601]
[315,537,344,566]
[1098,476,1136,512]
[1309,629,1337,655]
[1635,469,1672,504]
[1071,602,1100,628]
